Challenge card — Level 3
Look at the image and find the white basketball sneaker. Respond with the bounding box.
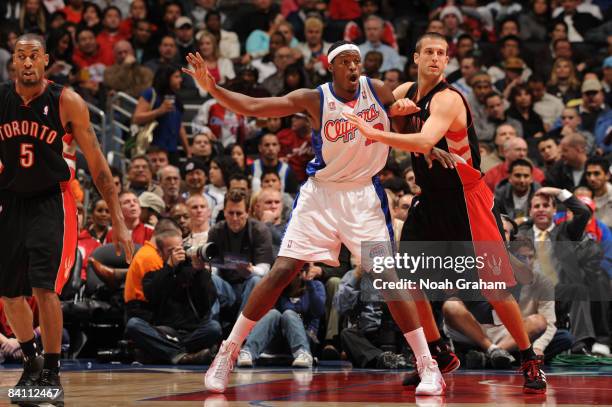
[415,356,446,396]
[205,340,240,393]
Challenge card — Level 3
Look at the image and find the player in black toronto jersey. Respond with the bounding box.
[0,34,134,406]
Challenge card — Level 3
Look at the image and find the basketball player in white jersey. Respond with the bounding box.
[184,42,450,396]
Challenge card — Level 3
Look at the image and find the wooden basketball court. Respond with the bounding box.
[1,361,611,406]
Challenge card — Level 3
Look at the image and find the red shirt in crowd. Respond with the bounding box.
[78,229,102,280]
[105,222,154,246]
[277,128,314,183]
[72,46,115,70]
[484,161,545,191]
[97,31,128,60]
[328,0,361,20]
[0,297,38,338]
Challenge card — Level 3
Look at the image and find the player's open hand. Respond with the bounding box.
[424,147,462,169]
[389,98,420,117]
[112,220,135,264]
[343,112,379,140]
[183,52,217,92]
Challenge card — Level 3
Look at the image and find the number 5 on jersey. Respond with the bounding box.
[20,143,34,168]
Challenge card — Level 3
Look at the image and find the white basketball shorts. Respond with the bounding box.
[278,177,394,266]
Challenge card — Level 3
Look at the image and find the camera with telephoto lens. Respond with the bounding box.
[183,242,219,263]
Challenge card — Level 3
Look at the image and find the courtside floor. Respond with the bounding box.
[1,361,611,406]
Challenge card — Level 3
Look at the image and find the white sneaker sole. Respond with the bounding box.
[204,375,227,394]
[415,380,446,396]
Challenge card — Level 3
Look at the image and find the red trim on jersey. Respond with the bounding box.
[460,174,516,287]
[14,80,50,107]
[55,186,78,294]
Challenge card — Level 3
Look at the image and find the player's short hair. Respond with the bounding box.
[509,158,533,173]
[15,34,46,52]
[585,156,610,173]
[415,32,448,53]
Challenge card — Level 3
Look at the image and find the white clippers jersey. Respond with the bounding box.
[306,76,391,183]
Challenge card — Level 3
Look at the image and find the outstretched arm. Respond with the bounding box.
[62,89,135,262]
[183,52,317,118]
[345,90,463,154]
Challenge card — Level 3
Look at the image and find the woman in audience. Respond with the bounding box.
[507,84,546,137]
[78,2,103,35]
[225,143,250,176]
[46,28,75,85]
[547,57,582,103]
[87,198,111,244]
[193,31,235,97]
[132,64,191,166]
[518,0,550,42]
[205,156,241,211]
[19,0,48,35]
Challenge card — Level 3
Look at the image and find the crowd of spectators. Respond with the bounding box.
[0,0,611,370]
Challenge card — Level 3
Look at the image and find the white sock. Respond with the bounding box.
[404,327,432,370]
[227,313,257,347]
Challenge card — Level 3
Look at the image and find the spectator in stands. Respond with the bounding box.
[585,156,612,228]
[495,158,541,222]
[170,203,191,238]
[125,220,221,365]
[106,191,155,246]
[76,202,101,282]
[159,165,183,213]
[206,156,242,212]
[19,0,47,35]
[277,112,314,183]
[285,0,322,42]
[126,155,163,197]
[174,16,196,64]
[546,133,589,191]
[481,93,524,142]
[235,0,281,44]
[383,68,403,92]
[193,98,252,147]
[548,107,595,153]
[394,194,413,222]
[103,40,153,98]
[467,72,494,140]
[0,297,39,363]
[537,135,561,172]
[547,57,582,104]
[204,10,240,61]
[298,16,331,86]
[481,123,518,173]
[552,0,600,43]
[485,137,545,191]
[144,35,179,74]
[138,191,165,227]
[452,53,481,98]
[528,74,565,131]
[507,84,545,141]
[190,131,216,167]
[251,133,299,195]
[78,3,102,34]
[132,64,191,165]
[237,268,325,368]
[249,30,287,82]
[87,198,111,244]
[252,187,286,256]
[440,5,465,46]
[488,36,531,85]
[73,26,113,70]
[131,19,157,64]
[518,187,596,354]
[245,15,287,60]
[184,195,212,247]
[228,173,251,196]
[182,158,218,221]
[225,143,249,175]
[62,0,85,24]
[97,6,126,59]
[580,79,609,135]
[207,189,274,311]
[111,166,124,193]
[280,63,310,95]
[118,0,148,38]
[260,169,295,222]
[518,0,550,42]
[343,0,397,50]
[362,50,383,80]
[335,265,408,369]
[45,27,75,85]
[146,146,170,176]
[358,15,402,72]
[157,1,183,40]
[191,0,225,31]
[446,34,475,81]
[193,31,235,97]
[262,45,296,96]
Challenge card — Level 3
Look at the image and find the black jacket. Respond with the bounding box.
[142,263,216,331]
[544,160,588,191]
[553,11,602,40]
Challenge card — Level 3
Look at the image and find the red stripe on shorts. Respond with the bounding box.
[54,186,78,294]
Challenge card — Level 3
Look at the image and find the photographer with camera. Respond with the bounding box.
[124,219,221,364]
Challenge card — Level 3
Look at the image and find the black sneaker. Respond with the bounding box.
[376,352,408,369]
[37,368,65,406]
[521,356,546,394]
[465,350,487,369]
[402,342,460,387]
[10,355,44,406]
[488,347,515,369]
